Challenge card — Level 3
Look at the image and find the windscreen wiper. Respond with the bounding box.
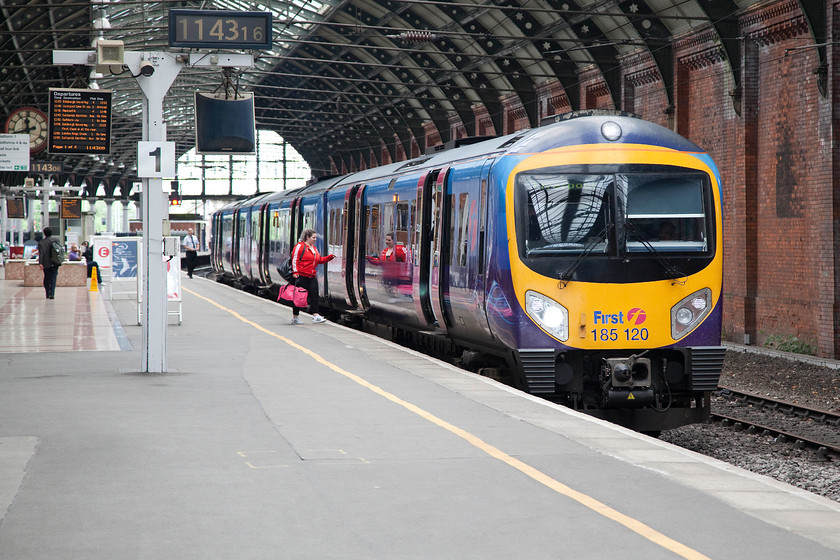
[557,222,613,286]
[623,220,685,280]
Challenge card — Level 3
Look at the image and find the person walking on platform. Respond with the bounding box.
[290,228,335,324]
[182,227,199,278]
[37,227,60,299]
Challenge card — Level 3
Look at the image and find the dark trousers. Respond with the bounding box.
[185,250,197,278]
[43,265,58,298]
[293,275,320,316]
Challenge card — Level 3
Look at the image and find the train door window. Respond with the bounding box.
[410,198,418,262]
[367,204,380,257]
[449,193,469,267]
[302,211,314,233]
[381,202,395,253]
[278,208,291,255]
[457,193,469,266]
[395,201,409,256]
[478,178,488,271]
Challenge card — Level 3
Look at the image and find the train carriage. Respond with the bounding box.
[212,111,725,433]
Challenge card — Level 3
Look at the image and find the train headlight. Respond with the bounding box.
[526,291,569,341]
[671,288,713,339]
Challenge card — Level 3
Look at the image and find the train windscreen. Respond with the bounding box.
[516,167,711,259]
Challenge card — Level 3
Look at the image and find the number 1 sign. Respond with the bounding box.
[137,141,175,178]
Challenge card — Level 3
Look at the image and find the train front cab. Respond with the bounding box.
[505,144,725,432]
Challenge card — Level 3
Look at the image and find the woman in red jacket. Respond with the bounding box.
[290,228,335,324]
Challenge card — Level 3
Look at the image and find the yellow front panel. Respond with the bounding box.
[507,144,723,349]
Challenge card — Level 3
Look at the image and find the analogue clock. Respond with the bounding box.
[4,107,48,154]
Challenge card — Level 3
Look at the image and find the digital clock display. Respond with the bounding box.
[169,10,272,49]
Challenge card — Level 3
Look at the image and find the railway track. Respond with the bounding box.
[713,386,840,460]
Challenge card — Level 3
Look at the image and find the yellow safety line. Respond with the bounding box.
[185,287,711,560]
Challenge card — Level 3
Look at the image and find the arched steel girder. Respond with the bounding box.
[259,0,707,172]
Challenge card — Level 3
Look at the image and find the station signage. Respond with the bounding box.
[0,133,29,171]
[30,161,65,174]
[6,197,26,219]
[169,9,272,50]
[48,88,112,154]
[60,197,82,219]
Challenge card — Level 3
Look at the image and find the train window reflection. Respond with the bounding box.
[519,173,611,255]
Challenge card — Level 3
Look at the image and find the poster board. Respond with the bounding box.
[91,236,113,279]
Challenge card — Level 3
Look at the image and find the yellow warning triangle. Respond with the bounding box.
[627,392,635,400]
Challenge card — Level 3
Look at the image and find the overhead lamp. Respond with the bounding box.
[96,39,124,73]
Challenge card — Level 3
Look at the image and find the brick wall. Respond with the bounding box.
[514,0,837,356]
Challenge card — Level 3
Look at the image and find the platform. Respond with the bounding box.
[0,274,839,559]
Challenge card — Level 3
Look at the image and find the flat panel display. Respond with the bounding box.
[6,197,26,219]
[169,10,272,49]
[60,197,82,219]
[48,88,112,154]
[194,92,256,155]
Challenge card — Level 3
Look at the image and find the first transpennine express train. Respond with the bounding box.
[211,111,725,433]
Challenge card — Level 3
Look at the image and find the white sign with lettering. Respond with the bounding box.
[0,134,30,171]
[137,141,175,178]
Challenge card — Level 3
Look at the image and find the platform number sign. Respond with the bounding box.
[137,141,175,178]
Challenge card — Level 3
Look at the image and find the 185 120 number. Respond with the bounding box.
[591,328,649,341]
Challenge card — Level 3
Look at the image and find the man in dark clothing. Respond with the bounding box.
[38,227,60,299]
[181,227,199,279]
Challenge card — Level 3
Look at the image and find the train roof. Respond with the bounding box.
[216,112,707,211]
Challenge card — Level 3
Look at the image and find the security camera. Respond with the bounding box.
[139,60,155,77]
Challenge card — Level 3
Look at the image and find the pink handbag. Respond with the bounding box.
[278,284,309,308]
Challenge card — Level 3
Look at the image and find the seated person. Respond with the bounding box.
[68,244,81,261]
[81,241,102,283]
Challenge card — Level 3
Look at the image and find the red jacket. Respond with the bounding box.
[291,241,334,278]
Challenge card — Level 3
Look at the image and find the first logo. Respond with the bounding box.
[626,308,647,325]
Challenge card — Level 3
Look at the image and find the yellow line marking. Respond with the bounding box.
[186,287,711,560]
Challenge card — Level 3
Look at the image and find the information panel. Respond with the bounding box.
[169,9,272,49]
[60,197,82,219]
[0,134,29,171]
[48,88,112,154]
[30,161,64,175]
[7,197,26,219]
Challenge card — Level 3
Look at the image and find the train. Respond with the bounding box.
[210,111,725,433]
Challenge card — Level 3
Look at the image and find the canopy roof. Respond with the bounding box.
[1,0,823,194]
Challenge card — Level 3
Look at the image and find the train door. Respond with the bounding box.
[249,205,261,281]
[429,167,452,330]
[341,185,361,308]
[412,168,448,328]
[258,203,270,285]
[290,198,300,242]
[440,160,495,341]
[211,213,221,270]
[475,159,494,339]
[232,209,243,276]
[352,185,370,309]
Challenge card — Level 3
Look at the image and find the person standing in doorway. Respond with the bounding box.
[38,227,60,299]
[182,227,199,278]
[290,228,335,324]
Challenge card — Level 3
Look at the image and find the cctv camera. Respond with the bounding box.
[139,60,155,77]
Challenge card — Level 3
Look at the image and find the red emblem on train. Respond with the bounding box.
[627,308,647,325]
